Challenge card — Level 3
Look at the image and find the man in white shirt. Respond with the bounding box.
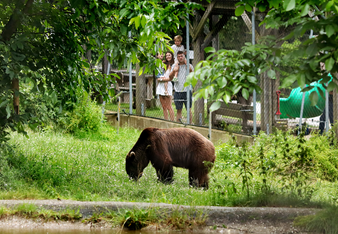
[169,51,193,122]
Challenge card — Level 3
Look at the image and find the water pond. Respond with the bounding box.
[0,228,243,234]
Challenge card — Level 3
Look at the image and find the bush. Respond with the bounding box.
[0,144,20,190]
[216,129,338,203]
[59,92,104,133]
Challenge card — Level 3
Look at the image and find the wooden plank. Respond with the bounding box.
[241,11,260,43]
[192,0,216,40]
[202,15,230,49]
[208,101,253,120]
[197,0,238,10]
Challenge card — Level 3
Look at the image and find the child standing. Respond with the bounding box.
[171,35,185,81]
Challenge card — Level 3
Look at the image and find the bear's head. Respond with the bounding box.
[126,149,150,180]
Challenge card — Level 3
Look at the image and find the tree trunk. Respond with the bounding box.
[136,64,146,115]
[12,78,20,114]
[1,0,34,115]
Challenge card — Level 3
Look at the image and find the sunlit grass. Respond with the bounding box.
[2,124,337,210]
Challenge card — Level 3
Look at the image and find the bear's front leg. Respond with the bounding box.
[156,165,174,184]
[189,169,209,189]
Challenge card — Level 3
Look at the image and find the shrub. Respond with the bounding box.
[0,144,20,190]
[59,91,104,133]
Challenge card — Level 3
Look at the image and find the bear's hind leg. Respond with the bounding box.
[157,166,174,184]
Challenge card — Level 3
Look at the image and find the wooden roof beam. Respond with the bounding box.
[201,15,230,49]
[241,11,260,43]
[192,0,216,41]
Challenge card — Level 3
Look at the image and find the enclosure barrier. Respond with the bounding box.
[103,1,337,136]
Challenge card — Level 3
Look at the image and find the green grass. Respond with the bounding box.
[0,204,206,230]
[1,124,338,210]
[2,123,338,232]
[0,204,82,221]
[294,206,338,234]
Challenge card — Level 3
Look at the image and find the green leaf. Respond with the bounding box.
[309,91,318,106]
[267,69,276,79]
[223,93,231,103]
[209,101,221,112]
[325,57,334,71]
[119,8,130,19]
[281,74,297,88]
[247,75,257,83]
[326,1,334,11]
[298,74,306,88]
[327,81,337,93]
[300,4,310,16]
[283,0,295,11]
[0,99,9,108]
[12,52,25,61]
[51,91,58,104]
[6,104,11,119]
[217,77,227,88]
[306,43,317,56]
[242,88,249,100]
[235,5,245,16]
[82,60,90,68]
[301,85,314,92]
[326,25,335,37]
[135,16,141,29]
[141,15,146,28]
[241,59,251,66]
[120,25,127,36]
[204,47,215,53]
[202,88,208,99]
[245,4,252,12]
[258,5,266,12]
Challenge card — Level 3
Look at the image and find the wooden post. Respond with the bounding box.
[192,11,204,125]
[211,15,219,51]
[12,78,19,115]
[258,25,276,133]
[136,63,147,115]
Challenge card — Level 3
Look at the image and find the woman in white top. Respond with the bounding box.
[156,51,175,121]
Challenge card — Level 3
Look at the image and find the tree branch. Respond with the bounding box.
[1,0,34,42]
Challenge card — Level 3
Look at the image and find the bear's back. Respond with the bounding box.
[146,128,215,168]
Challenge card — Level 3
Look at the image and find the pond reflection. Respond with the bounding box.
[0,228,243,234]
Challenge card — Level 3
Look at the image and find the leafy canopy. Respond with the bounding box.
[0,0,202,142]
[187,0,338,107]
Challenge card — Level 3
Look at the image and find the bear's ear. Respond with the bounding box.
[127,151,136,160]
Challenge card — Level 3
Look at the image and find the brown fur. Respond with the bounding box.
[126,128,216,188]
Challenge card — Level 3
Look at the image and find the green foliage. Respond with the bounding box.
[218,129,338,204]
[1,125,338,218]
[0,143,22,191]
[194,0,338,109]
[121,209,151,230]
[186,37,283,109]
[218,16,251,51]
[85,207,206,230]
[0,204,82,221]
[236,0,338,90]
[294,206,338,234]
[59,91,104,133]
[0,0,202,144]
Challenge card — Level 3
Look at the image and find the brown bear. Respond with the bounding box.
[125,127,216,188]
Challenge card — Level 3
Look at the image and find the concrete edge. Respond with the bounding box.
[104,111,254,145]
[0,200,319,224]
